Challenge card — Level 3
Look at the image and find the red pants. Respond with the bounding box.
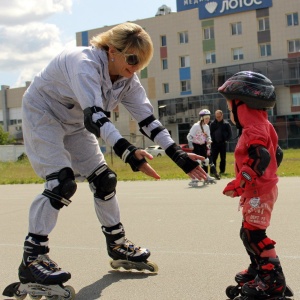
[240,185,278,230]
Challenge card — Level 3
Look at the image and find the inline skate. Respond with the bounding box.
[188,159,217,187]
[102,223,158,273]
[188,173,217,187]
[227,257,293,300]
[188,179,200,187]
[226,264,259,299]
[3,236,75,299]
[203,173,217,185]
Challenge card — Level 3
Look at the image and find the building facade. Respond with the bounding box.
[0,83,30,141]
[1,0,300,149]
[76,0,300,149]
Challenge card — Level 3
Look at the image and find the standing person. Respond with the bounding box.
[210,109,232,178]
[219,71,292,299]
[187,109,216,186]
[4,22,207,299]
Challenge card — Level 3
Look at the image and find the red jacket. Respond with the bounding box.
[235,104,278,198]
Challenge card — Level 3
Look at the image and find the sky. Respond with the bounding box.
[0,0,176,88]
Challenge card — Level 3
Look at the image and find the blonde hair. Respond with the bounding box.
[90,22,153,70]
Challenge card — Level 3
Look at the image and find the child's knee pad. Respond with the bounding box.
[240,222,276,256]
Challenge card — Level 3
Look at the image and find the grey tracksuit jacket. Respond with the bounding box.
[22,46,174,233]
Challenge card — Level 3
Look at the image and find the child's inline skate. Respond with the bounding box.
[188,174,217,187]
[102,223,158,273]
[203,173,217,185]
[2,235,75,299]
[226,263,258,299]
[226,257,293,300]
[188,159,217,187]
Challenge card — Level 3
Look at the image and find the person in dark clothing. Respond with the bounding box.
[210,110,232,176]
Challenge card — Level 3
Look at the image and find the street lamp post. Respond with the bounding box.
[158,105,167,125]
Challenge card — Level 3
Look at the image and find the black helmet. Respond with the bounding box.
[218,71,276,109]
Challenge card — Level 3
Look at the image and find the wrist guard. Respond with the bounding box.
[223,179,244,197]
[113,138,146,172]
[165,143,199,174]
[233,165,258,193]
[83,106,111,138]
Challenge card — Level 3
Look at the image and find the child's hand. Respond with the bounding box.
[223,180,244,197]
[223,165,258,197]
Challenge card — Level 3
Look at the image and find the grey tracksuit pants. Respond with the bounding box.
[22,95,120,236]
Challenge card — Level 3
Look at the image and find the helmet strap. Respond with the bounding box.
[232,100,244,132]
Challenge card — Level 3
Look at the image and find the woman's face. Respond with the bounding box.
[109,47,141,78]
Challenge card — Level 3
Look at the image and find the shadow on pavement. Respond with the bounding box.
[75,270,157,300]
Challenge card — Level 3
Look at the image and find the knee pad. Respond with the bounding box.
[42,167,77,210]
[87,165,117,201]
[240,223,276,256]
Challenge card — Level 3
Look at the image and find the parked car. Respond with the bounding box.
[179,144,193,153]
[145,145,165,157]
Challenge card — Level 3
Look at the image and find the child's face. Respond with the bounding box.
[203,116,210,124]
[227,100,235,125]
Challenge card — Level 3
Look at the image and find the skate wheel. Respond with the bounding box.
[45,295,59,300]
[63,285,76,300]
[45,285,75,300]
[225,285,239,299]
[29,295,42,300]
[146,261,159,273]
[109,260,120,270]
[14,295,27,300]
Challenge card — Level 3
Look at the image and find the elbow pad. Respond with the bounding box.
[138,115,166,141]
[83,106,111,138]
[243,144,271,176]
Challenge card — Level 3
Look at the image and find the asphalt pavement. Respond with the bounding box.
[0,177,299,300]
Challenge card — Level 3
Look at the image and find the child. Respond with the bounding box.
[187,109,216,186]
[218,71,291,299]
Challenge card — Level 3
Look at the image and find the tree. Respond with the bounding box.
[0,126,15,144]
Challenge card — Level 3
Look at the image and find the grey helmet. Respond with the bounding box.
[218,71,276,109]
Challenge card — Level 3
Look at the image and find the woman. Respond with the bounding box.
[11,22,206,297]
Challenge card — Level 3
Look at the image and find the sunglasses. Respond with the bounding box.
[116,48,139,66]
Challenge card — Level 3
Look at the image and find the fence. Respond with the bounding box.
[226,115,300,152]
[0,145,26,161]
